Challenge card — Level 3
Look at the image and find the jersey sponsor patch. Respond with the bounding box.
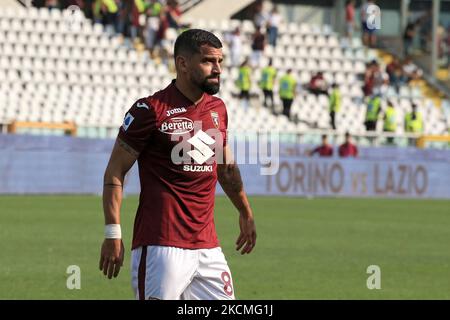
[122,112,134,131]
[159,117,194,135]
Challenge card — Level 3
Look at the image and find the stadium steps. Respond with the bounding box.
[183,0,254,20]
[0,0,22,8]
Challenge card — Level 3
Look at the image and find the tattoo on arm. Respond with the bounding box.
[104,183,122,188]
[118,138,139,157]
[218,163,243,194]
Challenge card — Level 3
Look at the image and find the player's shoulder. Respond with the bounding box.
[207,95,227,111]
[130,89,170,118]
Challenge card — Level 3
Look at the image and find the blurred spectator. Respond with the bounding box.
[236,58,252,111]
[104,0,120,35]
[383,100,397,144]
[46,0,59,9]
[405,103,423,146]
[339,132,358,157]
[143,0,163,53]
[403,20,416,58]
[364,93,381,131]
[446,23,450,68]
[252,0,267,29]
[418,9,432,53]
[309,135,333,157]
[402,57,423,82]
[345,0,356,44]
[438,24,446,62]
[405,103,423,133]
[266,6,281,47]
[153,5,169,51]
[81,0,94,20]
[360,0,378,48]
[115,0,131,38]
[226,27,243,67]
[251,27,266,67]
[363,60,387,96]
[363,61,376,96]
[259,58,276,112]
[447,24,450,69]
[386,57,407,92]
[308,71,328,95]
[147,0,162,16]
[279,69,297,119]
[372,61,389,95]
[166,0,189,30]
[328,83,341,130]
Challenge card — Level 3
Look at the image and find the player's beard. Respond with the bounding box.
[193,74,220,95]
[201,76,220,95]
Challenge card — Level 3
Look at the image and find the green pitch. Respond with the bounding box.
[0,195,449,299]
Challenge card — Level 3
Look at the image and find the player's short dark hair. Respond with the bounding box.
[174,29,222,60]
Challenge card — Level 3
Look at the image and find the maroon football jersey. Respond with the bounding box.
[118,80,228,250]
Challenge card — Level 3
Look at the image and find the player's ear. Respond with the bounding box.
[176,55,189,74]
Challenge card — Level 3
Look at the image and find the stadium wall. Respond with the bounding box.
[0,134,449,198]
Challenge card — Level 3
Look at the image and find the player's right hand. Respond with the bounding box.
[99,239,124,279]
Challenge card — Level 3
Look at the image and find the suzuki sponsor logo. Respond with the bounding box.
[183,165,213,172]
[159,117,194,135]
[166,107,187,117]
[187,130,215,165]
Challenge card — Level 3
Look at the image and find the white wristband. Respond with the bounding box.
[105,224,122,239]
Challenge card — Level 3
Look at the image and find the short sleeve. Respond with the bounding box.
[221,104,228,147]
[117,98,157,153]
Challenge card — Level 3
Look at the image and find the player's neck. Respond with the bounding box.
[174,79,204,106]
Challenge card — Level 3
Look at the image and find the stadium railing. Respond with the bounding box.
[416,135,450,148]
[7,121,77,136]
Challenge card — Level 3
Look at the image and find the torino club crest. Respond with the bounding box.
[210,111,219,129]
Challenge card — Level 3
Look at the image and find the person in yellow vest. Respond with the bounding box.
[279,69,296,119]
[405,103,423,146]
[146,0,162,17]
[259,59,277,112]
[364,93,382,131]
[236,58,252,110]
[101,0,119,34]
[328,83,341,130]
[383,100,397,145]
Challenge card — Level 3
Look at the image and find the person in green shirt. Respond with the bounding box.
[279,69,296,119]
[383,100,397,145]
[236,58,252,110]
[364,93,382,131]
[404,103,423,146]
[259,59,277,112]
[146,0,162,17]
[328,83,341,130]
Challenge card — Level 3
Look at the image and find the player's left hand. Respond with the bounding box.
[236,214,256,255]
[99,239,124,279]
